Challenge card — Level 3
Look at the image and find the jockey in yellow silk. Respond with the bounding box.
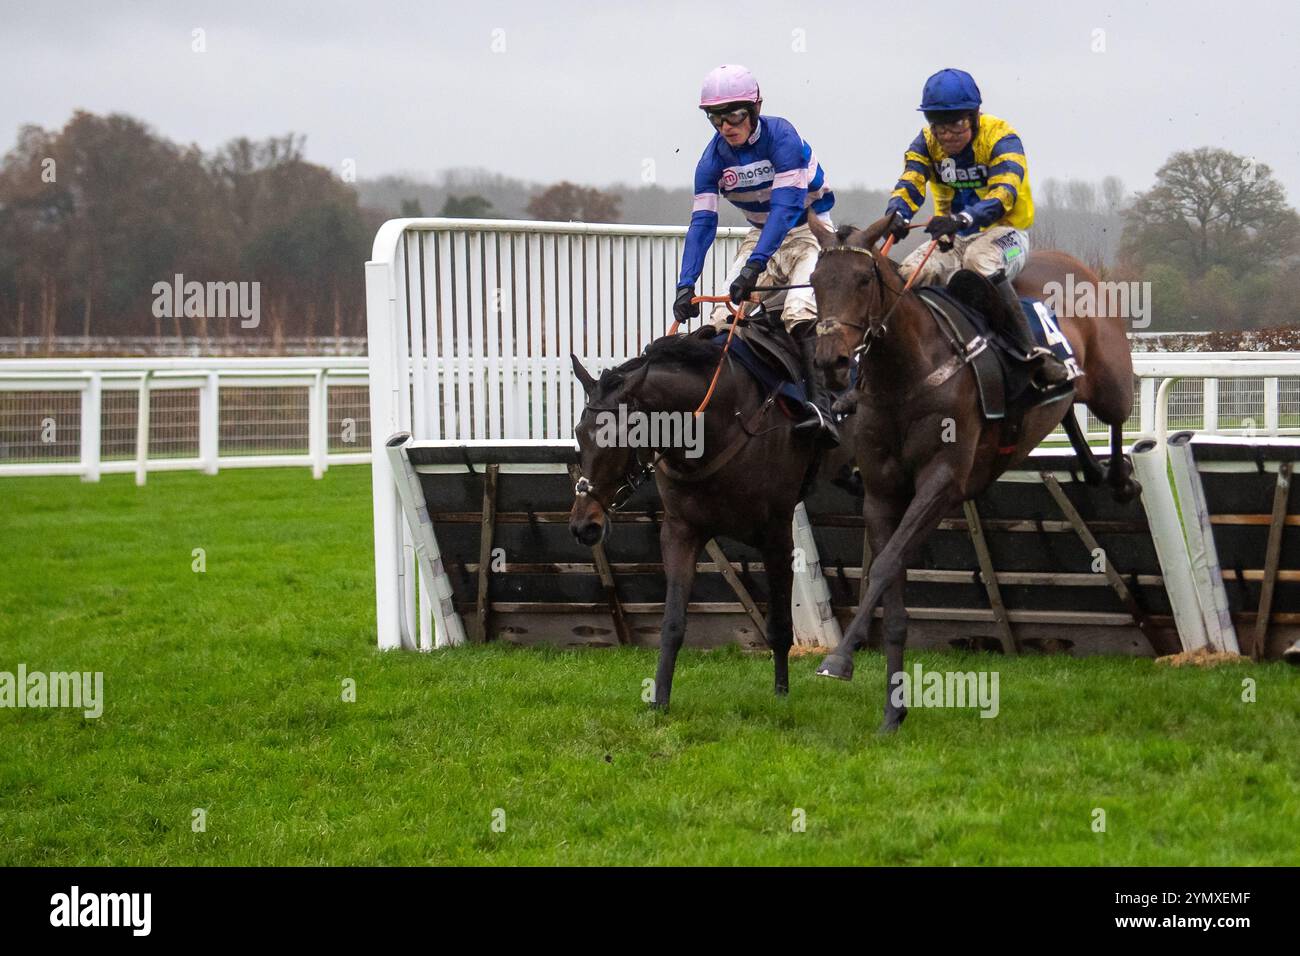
[884,68,1069,386]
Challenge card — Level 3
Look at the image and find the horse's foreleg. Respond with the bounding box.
[761,526,796,696]
[879,571,909,733]
[816,466,959,682]
[653,520,701,711]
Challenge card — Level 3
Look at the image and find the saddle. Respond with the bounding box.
[689,306,809,411]
[914,270,1079,422]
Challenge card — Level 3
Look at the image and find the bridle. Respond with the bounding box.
[815,237,939,358]
[572,354,781,512]
[571,399,659,514]
[815,245,902,358]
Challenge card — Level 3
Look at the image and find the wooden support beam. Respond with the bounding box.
[1041,472,1159,647]
[704,538,768,637]
[477,463,499,641]
[963,500,1018,654]
[425,511,1146,533]
[1211,514,1300,527]
[568,464,633,646]
[1252,461,1292,661]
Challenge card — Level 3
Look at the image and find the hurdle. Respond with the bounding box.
[366,218,1300,657]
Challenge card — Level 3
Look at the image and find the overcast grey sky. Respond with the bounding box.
[2,0,1297,201]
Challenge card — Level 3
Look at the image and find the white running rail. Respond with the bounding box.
[0,356,370,483]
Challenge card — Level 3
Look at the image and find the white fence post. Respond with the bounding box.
[1265,377,1280,435]
[135,371,152,487]
[1139,377,1157,436]
[366,256,408,651]
[1203,378,1218,435]
[200,371,220,475]
[309,369,326,479]
[80,372,102,483]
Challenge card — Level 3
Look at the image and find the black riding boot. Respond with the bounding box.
[992,271,1071,389]
[793,325,840,448]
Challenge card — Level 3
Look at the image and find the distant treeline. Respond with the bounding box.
[1,111,1295,351]
[0,112,383,349]
[359,168,1129,269]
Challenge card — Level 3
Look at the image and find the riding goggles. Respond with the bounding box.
[704,106,752,129]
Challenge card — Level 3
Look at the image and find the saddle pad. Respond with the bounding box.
[1020,298,1084,380]
[702,331,808,408]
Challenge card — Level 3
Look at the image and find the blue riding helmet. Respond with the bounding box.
[918,68,983,112]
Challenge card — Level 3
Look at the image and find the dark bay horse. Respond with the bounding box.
[569,333,817,709]
[806,215,1140,732]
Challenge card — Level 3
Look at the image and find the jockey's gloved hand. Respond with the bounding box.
[729,261,764,305]
[924,211,973,241]
[673,285,699,324]
[887,212,911,244]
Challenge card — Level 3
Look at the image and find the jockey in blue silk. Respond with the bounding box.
[674,64,839,445]
[883,68,1069,387]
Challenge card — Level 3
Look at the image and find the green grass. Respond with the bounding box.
[1,467,1297,866]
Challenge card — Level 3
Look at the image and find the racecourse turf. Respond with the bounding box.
[1,466,1297,866]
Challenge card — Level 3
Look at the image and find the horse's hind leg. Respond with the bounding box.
[1063,408,1105,485]
[653,519,701,711]
[1103,423,1142,503]
[761,526,796,696]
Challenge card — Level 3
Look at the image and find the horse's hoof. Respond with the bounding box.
[878,708,908,734]
[649,699,669,713]
[831,394,858,416]
[815,655,854,681]
[775,685,789,697]
[1112,478,1142,504]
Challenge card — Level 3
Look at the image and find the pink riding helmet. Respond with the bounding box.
[699,64,761,107]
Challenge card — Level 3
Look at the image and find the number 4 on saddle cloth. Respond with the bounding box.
[912,269,1083,422]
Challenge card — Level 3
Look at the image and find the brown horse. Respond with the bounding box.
[806,214,1139,732]
[569,333,817,709]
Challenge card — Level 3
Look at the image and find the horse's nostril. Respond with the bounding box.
[834,356,850,369]
[575,523,603,546]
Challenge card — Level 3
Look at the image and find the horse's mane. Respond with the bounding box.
[595,333,720,397]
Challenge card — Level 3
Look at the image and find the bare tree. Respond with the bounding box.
[1101,175,1126,214]
[525,182,621,223]
[1123,147,1300,276]
[1066,179,1097,214]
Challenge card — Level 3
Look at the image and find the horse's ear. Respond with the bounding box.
[571,354,597,396]
[847,215,896,252]
[807,215,837,250]
[623,362,650,392]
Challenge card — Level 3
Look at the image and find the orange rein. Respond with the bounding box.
[665,220,942,415]
[664,294,748,415]
[880,218,942,297]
